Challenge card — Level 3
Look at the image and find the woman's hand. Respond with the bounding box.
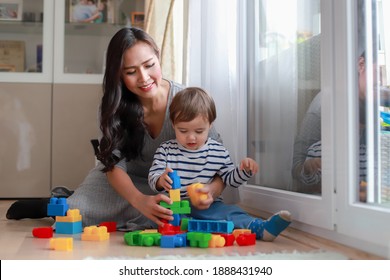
[106,167,173,226]
[132,193,173,226]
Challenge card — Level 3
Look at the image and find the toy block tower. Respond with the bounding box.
[55,209,83,234]
[159,171,191,227]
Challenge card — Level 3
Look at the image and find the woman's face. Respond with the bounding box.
[121,42,163,100]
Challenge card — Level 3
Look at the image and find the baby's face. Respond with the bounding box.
[173,115,211,150]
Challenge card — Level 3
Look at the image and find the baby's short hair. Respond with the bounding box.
[169,87,216,124]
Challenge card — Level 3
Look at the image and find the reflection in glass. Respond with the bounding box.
[358,0,390,207]
[247,0,321,194]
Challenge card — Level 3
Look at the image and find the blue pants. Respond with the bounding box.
[189,201,257,229]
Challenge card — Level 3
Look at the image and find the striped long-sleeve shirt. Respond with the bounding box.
[148,138,252,197]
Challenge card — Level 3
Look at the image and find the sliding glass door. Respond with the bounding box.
[242,0,390,258]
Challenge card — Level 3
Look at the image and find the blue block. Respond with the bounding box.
[55,221,82,234]
[47,197,69,217]
[160,233,187,248]
[170,214,181,226]
[188,219,234,234]
[168,171,181,189]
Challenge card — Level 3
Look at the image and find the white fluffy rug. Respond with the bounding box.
[88,250,348,260]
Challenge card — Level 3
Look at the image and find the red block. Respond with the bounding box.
[236,233,256,246]
[99,221,117,232]
[220,233,235,246]
[32,227,53,238]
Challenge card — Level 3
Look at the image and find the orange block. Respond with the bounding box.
[187,183,208,205]
[208,234,226,248]
[232,229,252,239]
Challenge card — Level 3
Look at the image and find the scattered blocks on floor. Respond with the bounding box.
[81,226,109,241]
[208,234,226,248]
[50,237,73,251]
[220,233,235,246]
[188,219,234,234]
[160,233,187,248]
[232,229,252,238]
[32,227,53,238]
[47,197,69,217]
[99,221,117,232]
[236,233,256,246]
[55,220,82,234]
[187,232,212,248]
[124,230,162,247]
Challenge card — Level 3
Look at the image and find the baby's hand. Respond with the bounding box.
[156,167,174,191]
[240,158,259,175]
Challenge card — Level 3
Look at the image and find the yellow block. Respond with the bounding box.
[50,237,73,251]
[169,189,181,202]
[81,226,109,241]
[56,209,82,222]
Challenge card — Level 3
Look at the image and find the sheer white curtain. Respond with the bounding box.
[186,0,245,202]
[186,0,245,162]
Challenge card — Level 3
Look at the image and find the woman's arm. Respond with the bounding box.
[106,167,173,226]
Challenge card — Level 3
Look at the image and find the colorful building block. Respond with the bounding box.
[232,229,252,238]
[47,197,69,217]
[169,189,181,202]
[236,233,256,246]
[55,209,82,222]
[55,220,82,234]
[159,224,183,235]
[168,170,181,189]
[50,237,73,251]
[160,200,191,214]
[99,221,117,232]
[32,227,53,238]
[81,226,110,241]
[170,213,181,226]
[180,217,190,231]
[188,219,234,234]
[187,183,208,205]
[220,233,235,246]
[160,233,187,248]
[124,231,161,247]
[208,234,226,248]
[187,232,212,248]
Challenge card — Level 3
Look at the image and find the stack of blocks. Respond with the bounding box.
[32,197,114,251]
[123,170,256,248]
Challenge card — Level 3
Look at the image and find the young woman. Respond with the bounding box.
[7,28,225,231]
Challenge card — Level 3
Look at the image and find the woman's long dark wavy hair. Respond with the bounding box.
[98,27,160,172]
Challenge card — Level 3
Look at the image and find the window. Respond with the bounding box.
[242,0,390,258]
